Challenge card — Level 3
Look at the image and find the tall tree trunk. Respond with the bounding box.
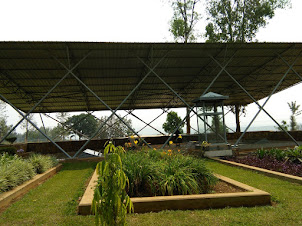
[186,107,191,134]
[235,105,241,133]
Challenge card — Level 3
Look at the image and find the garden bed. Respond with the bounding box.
[211,158,302,185]
[0,164,62,212]
[78,169,271,215]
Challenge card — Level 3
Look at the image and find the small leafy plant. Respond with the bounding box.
[92,142,133,226]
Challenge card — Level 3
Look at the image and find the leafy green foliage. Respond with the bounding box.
[256,148,287,161]
[169,0,200,43]
[205,0,291,42]
[256,147,302,163]
[162,111,184,134]
[92,142,133,226]
[286,146,302,164]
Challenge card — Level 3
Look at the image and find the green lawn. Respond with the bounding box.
[1,160,302,225]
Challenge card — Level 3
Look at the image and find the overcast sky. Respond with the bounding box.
[1,0,302,135]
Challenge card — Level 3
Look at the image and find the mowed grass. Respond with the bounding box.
[0,162,97,226]
[1,159,302,225]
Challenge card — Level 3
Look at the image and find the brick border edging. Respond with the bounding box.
[210,158,302,185]
[0,164,62,212]
[78,170,271,215]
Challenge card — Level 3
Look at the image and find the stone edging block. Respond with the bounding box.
[0,164,62,212]
[211,158,302,185]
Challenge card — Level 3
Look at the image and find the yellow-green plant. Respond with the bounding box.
[92,142,133,226]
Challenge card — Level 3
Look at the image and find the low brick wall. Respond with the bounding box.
[4,131,302,155]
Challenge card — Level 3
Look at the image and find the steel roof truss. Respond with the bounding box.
[72,54,168,158]
[210,55,300,146]
[0,52,91,158]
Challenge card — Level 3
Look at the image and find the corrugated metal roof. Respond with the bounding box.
[0,42,302,113]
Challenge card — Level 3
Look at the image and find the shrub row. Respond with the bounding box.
[0,153,58,193]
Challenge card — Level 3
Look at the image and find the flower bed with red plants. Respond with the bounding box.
[226,147,302,177]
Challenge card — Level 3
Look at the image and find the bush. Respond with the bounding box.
[0,146,16,155]
[27,154,58,174]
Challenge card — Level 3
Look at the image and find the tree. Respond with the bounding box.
[288,101,301,131]
[0,118,11,141]
[0,100,6,118]
[19,113,36,143]
[54,112,71,141]
[163,111,184,134]
[169,0,201,43]
[96,115,133,139]
[64,113,98,140]
[275,120,288,131]
[169,0,201,134]
[205,0,291,42]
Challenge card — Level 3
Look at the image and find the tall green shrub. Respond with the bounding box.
[92,142,133,226]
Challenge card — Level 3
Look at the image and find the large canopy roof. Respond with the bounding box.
[0,42,302,113]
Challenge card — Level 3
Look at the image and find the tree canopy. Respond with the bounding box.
[96,115,133,139]
[205,0,291,42]
[64,113,98,139]
[163,111,184,134]
[169,0,201,43]
[288,101,301,131]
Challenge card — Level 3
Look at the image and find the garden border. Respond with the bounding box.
[78,169,271,215]
[211,158,302,185]
[0,164,62,212]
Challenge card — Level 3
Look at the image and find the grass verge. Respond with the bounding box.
[0,162,97,226]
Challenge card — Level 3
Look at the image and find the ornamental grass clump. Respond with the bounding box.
[0,153,35,193]
[122,149,217,197]
[28,153,58,174]
[122,152,158,197]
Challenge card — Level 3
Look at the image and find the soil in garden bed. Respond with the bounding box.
[130,180,245,198]
[213,180,246,193]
